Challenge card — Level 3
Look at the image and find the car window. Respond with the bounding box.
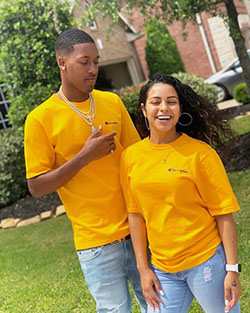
[233,51,250,69]
[233,60,240,69]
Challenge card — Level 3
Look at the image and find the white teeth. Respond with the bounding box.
[157,116,171,120]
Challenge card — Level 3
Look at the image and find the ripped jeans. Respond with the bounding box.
[148,244,240,313]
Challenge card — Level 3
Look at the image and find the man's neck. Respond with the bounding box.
[58,84,89,102]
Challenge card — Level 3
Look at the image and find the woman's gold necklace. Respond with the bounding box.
[149,133,181,164]
[159,150,171,164]
[59,86,96,133]
[150,147,172,164]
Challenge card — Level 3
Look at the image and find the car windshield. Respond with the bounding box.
[233,50,250,69]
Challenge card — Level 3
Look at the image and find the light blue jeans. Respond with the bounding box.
[77,237,147,313]
[148,244,240,313]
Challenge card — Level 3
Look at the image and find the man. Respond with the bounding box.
[24,29,146,313]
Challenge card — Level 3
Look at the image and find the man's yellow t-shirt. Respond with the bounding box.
[120,134,240,273]
[24,89,140,250]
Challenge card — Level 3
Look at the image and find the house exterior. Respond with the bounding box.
[76,1,145,90]
[130,0,250,79]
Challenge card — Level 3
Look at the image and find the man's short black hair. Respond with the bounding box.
[55,29,95,56]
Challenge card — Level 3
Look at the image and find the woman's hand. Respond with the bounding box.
[224,272,242,312]
[140,267,163,311]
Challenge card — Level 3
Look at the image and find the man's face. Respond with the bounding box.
[61,42,99,95]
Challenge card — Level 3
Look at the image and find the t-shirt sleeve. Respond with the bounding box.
[196,149,240,216]
[118,97,140,149]
[24,114,55,179]
[120,150,141,213]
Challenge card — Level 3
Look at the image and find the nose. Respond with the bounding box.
[159,100,169,111]
[88,62,98,74]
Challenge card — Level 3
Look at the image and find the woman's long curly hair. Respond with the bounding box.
[137,73,233,148]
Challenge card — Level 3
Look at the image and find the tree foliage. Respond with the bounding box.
[145,19,185,77]
[88,0,250,97]
[0,0,74,128]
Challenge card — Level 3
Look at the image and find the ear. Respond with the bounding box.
[141,103,147,118]
[57,56,65,70]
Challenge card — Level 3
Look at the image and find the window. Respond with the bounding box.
[233,50,250,69]
[0,83,10,129]
[82,2,97,30]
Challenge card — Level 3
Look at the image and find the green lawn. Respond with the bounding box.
[0,215,141,313]
[229,115,250,136]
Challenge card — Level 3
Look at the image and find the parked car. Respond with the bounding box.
[205,49,250,102]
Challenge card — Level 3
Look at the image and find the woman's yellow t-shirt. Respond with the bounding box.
[120,134,240,273]
[25,90,140,250]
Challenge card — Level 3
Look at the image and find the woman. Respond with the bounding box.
[120,74,241,313]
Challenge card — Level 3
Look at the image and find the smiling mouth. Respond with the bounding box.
[156,116,172,121]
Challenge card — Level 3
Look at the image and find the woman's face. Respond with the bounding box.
[141,83,181,142]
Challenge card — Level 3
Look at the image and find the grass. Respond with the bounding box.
[229,115,250,135]
[0,216,141,313]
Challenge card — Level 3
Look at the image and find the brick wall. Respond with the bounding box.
[168,20,214,78]
[129,1,249,79]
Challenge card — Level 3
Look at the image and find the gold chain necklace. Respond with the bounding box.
[152,149,172,164]
[59,86,96,133]
[149,140,172,164]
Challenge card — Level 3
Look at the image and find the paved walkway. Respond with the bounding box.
[217,99,241,110]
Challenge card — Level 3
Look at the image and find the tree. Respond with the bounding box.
[0,0,74,128]
[145,18,185,77]
[88,0,250,97]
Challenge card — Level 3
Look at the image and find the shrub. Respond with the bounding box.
[0,129,27,207]
[115,83,145,121]
[0,0,74,128]
[173,72,217,105]
[145,18,185,78]
[233,83,250,104]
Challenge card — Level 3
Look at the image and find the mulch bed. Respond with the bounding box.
[0,104,249,222]
[0,192,61,221]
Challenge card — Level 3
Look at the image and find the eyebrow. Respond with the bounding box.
[149,96,178,100]
[79,55,100,59]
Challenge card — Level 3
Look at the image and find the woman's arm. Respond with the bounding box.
[128,212,163,310]
[216,213,242,312]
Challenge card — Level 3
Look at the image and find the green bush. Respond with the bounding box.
[233,83,250,104]
[0,0,74,128]
[173,72,217,105]
[0,129,27,207]
[145,18,185,77]
[115,83,145,121]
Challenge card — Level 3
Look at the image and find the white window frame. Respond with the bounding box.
[82,2,97,30]
[0,83,10,129]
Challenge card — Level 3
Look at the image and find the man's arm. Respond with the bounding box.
[28,126,116,197]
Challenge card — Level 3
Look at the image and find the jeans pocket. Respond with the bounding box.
[77,246,103,263]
